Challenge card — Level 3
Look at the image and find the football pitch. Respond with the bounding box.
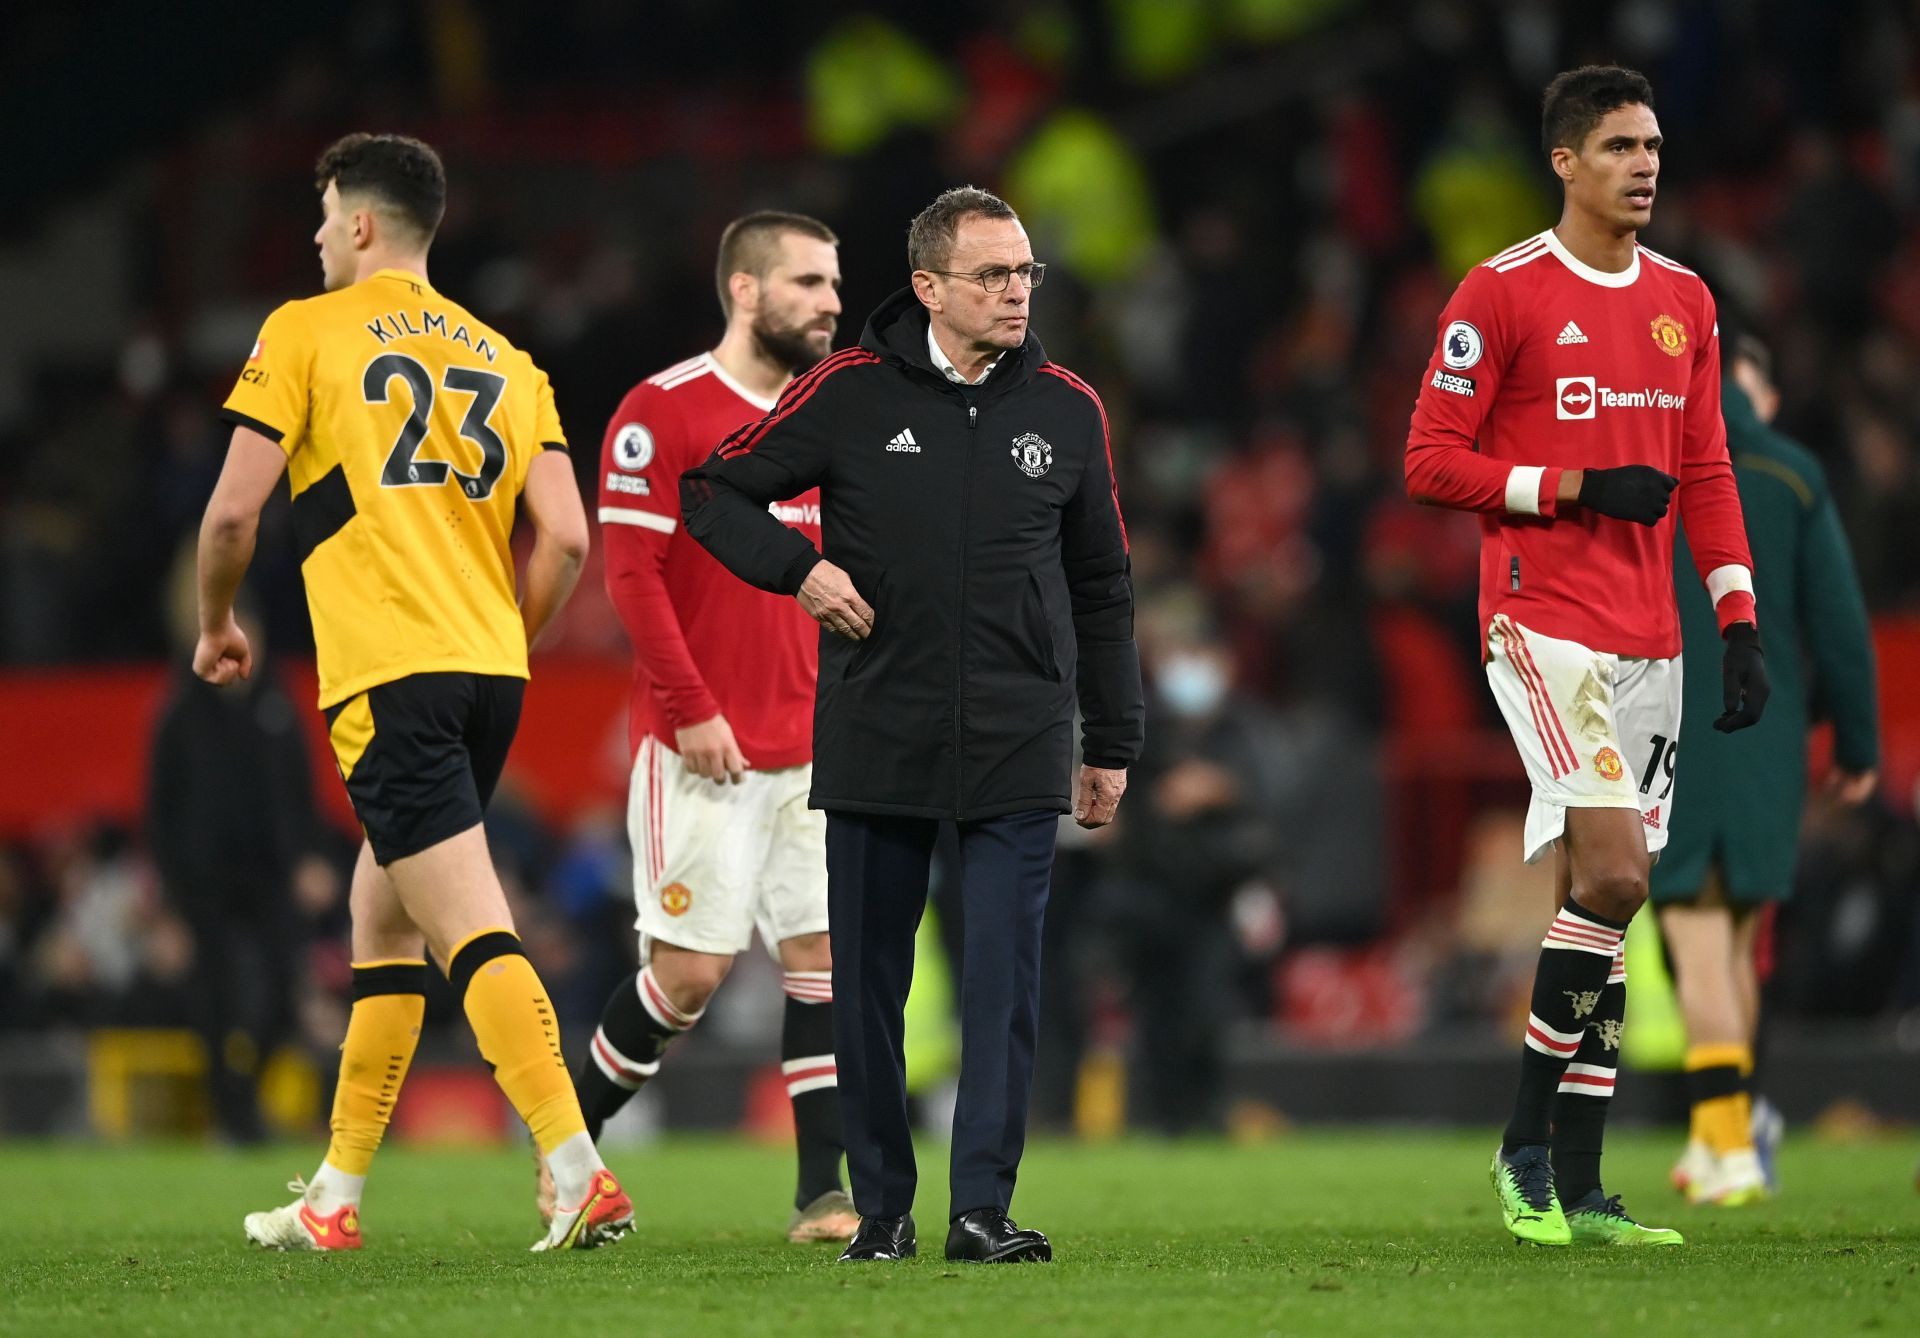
[2,1131,1915,1337]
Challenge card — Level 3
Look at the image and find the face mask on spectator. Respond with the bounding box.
[1157,652,1228,719]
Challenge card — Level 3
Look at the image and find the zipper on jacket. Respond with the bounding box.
[954,398,975,809]
[1509,557,1521,592]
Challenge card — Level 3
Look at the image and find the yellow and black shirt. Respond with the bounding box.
[221,269,566,708]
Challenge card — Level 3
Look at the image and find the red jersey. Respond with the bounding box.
[1405,229,1757,659]
[597,352,820,768]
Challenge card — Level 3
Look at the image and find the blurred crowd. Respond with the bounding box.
[5,1,1920,1133]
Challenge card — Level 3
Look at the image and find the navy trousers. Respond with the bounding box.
[825,808,1057,1221]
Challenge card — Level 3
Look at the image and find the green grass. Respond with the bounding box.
[2,1131,1916,1336]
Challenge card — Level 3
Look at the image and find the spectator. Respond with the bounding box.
[1107,588,1283,1134]
[147,561,333,1142]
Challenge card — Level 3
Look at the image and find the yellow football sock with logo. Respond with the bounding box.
[323,959,429,1180]
[448,928,588,1155]
[1685,1043,1753,1154]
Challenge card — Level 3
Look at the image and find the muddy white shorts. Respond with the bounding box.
[1484,614,1681,865]
[628,734,830,958]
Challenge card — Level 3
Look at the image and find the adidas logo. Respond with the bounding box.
[885,428,920,453]
[1642,804,1661,830]
[1556,321,1589,345]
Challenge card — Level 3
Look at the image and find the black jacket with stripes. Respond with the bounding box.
[681,287,1143,821]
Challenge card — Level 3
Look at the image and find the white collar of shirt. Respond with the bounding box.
[928,325,1000,385]
[1540,228,1641,288]
[700,351,777,412]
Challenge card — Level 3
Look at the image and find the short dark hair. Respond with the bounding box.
[715,212,839,317]
[907,186,1018,273]
[1710,302,1770,378]
[314,133,446,244]
[1730,333,1772,382]
[1541,65,1656,155]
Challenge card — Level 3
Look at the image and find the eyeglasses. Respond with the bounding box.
[925,262,1047,293]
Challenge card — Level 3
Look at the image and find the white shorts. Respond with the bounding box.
[1484,614,1681,865]
[628,734,829,958]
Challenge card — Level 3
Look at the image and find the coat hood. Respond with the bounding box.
[858,285,1047,383]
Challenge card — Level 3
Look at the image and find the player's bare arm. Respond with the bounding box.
[796,559,873,640]
[518,448,589,649]
[193,426,288,685]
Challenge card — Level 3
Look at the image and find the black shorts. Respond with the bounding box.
[322,672,525,866]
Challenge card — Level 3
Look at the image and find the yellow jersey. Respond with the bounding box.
[221,268,567,708]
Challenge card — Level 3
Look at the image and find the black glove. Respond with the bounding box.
[1577,465,1679,525]
[1714,622,1770,733]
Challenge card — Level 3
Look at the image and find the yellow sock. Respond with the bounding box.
[1734,1048,1756,1145]
[1685,1042,1753,1155]
[451,928,587,1155]
[325,959,428,1176]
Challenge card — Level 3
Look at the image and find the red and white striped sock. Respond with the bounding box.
[1550,944,1628,1203]
[1555,946,1626,1097]
[1541,904,1628,957]
[637,964,703,1032]
[782,969,833,1006]
[574,965,702,1139]
[781,969,845,1205]
[1504,901,1627,1150]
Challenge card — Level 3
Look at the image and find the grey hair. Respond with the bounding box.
[907,186,1018,272]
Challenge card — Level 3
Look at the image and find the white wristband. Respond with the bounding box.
[1705,564,1754,605]
[1504,466,1545,516]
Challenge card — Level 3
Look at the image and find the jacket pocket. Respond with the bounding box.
[1023,571,1069,683]
[839,570,885,682]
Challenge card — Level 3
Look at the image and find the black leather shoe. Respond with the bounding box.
[944,1208,1053,1263]
[838,1213,916,1261]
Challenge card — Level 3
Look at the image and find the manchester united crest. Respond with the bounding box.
[660,883,692,916]
[1594,747,1625,782]
[1011,432,1052,478]
[1649,313,1687,357]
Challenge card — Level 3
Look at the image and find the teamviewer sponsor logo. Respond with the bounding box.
[1556,376,1596,420]
[1430,369,1475,398]
[1556,376,1687,420]
[768,501,822,525]
[1598,387,1687,410]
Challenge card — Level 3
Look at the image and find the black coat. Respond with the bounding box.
[682,287,1144,820]
[146,669,318,912]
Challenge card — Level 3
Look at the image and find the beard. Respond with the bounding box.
[751,314,833,374]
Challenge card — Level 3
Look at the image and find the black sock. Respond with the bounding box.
[574,965,698,1141]
[1685,1061,1744,1109]
[1503,902,1627,1152]
[782,970,844,1208]
[1551,947,1626,1204]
